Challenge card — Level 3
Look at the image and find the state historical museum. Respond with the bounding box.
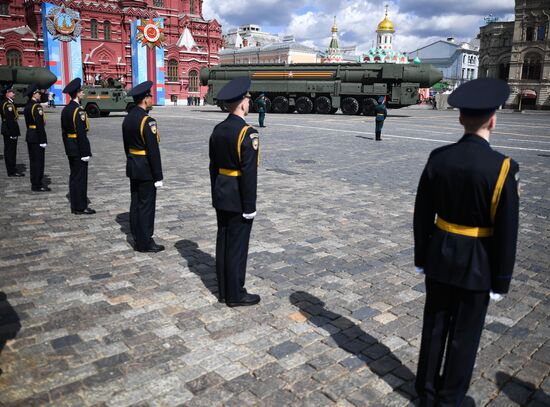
[0,0,222,104]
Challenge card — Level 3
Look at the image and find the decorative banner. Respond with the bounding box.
[136,18,165,49]
[131,18,165,105]
[41,3,83,104]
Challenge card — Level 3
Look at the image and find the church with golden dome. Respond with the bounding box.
[363,5,413,64]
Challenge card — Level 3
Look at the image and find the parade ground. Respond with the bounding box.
[0,105,549,406]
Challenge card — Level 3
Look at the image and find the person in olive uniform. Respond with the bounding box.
[1,84,24,177]
[257,93,266,128]
[61,78,95,215]
[414,78,519,407]
[24,84,50,192]
[209,77,261,307]
[374,96,387,141]
[122,81,164,253]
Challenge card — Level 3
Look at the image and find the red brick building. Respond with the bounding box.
[0,0,222,103]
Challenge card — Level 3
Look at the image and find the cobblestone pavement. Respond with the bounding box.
[0,105,549,407]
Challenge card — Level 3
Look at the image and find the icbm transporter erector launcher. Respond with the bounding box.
[0,65,57,106]
[201,63,443,115]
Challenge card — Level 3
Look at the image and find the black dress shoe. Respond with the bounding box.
[31,186,51,192]
[137,243,165,253]
[8,172,25,177]
[72,208,96,215]
[226,293,261,307]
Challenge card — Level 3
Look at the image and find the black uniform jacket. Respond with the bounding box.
[122,106,163,182]
[414,134,519,294]
[1,98,21,137]
[24,100,47,144]
[209,114,259,213]
[61,100,91,158]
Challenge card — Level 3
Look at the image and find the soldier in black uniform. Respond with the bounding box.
[61,78,95,215]
[24,84,50,192]
[122,81,164,253]
[413,78,519,407]
[1,84,24,177]
[209,77,261,307]
[374,96,387,141]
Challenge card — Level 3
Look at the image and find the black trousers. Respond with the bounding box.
[68,157,88,211]
[130,179,156,250]
[215,210,253,301]
[416,278,489,407]
[3,135,17,175]
[27,143,45,188]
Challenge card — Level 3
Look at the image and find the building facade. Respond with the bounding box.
[479,0,550,109]
[363,6,409,64]
[220,24,318,65]
[0,0,222,105]
[409,38,479,88]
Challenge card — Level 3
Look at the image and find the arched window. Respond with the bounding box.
[167,59,178,82]
[90,19,98,39]
[189,70,199,92]
[522,53,542,80]
[6,49,22,66]
[498,62,510,80]
[104,21,111,40]
[190,0,195,13]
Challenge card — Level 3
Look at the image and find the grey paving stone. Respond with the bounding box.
[0,107,548,405]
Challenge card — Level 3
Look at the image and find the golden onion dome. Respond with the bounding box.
[376,6,395,33]
[331,16,338,33]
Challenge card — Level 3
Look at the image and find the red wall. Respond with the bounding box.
[0,0,222,101]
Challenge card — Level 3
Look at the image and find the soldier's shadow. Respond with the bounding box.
[174,239,219,299]
[0,292,21,377]
[115,212,134,247]
[289,291,417,402]
[15,163,26,174]
[496,371,550,405]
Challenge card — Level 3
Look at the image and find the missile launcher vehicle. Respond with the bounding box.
[201,62,443,115]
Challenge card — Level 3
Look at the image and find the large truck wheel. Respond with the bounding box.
[85,103,100,118]
[362,98,377,116]
[341,97,359,115]
[314,96,332,114]
[295,96,313,114]
[100,111,111,117]
[271,96,289,113]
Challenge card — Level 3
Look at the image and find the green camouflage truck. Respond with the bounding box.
[82,79,135,117]
[201,62,442,115]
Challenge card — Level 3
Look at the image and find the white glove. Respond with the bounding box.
[81,156,90,162]
[154,181,163,188]
[415,267,425,274]
[489,291,504,302]
[242,211,256,220]
[10,136,17,140]
[39,143,47,148]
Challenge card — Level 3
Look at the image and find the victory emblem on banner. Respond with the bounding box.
[136,18,165,49]
[45,5,82,42]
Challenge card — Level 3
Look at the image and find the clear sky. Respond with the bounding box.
[203,0,515,53]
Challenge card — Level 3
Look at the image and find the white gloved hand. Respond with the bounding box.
[154,180,163,188]
[489,291,504,302]
[39,143,47,148]
[81,156,90,162]
[242,211,256,220]
[415,267,425,274]
[10,136,17,140]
